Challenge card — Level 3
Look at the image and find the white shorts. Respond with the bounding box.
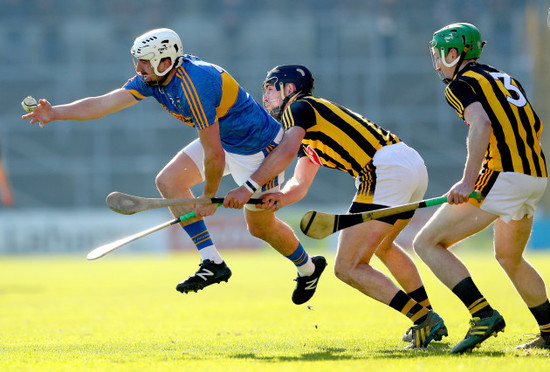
[479,172,547,223]
[184,128,284,211]
[354,142,428,206]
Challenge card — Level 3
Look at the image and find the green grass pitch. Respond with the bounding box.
[1,248,549,371]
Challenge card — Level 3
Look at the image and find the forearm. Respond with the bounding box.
[51,89,136,122]
[52,97,116,121]
[278,156,318,205]
[463,125,491,185]
[460,102,492,186]
[249,145,296,187]
[279,177,309,206]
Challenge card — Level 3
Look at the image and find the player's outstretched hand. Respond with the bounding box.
[22,99,54,128]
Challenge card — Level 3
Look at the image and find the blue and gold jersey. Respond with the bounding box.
[124,55,281,155]
[445,62,546,178]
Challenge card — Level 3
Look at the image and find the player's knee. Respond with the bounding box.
[156,168,189,195]
[155,170,169,193]
[494,250,522,271]
[246,223,262,239]
[333,259,353,284]
[412,233,428,258]
[246,221,269,240]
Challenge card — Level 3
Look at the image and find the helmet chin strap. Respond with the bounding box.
[141,67,173,88]
[272,93,302,121]
[136,57,179,87]
[442,46,469,84]
[156,70,172,86]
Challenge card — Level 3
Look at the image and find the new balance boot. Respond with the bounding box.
[176,259,232,293]
[292,255,327,305]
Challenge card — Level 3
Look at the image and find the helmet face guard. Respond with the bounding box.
[131,28,184,77]
[429,45,456,83]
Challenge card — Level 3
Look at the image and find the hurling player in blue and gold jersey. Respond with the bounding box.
[414,23,550,353]
[224,65,448,349]
[21,28,327,304]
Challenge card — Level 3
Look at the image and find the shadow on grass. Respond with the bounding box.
[231,342,505,361]
[376,342,506,359]
[232,348,358,361]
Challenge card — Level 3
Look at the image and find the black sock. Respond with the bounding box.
[528,299,550,341]
[452,277,493,318]
[389,290,428,325]
[407,286,432,310]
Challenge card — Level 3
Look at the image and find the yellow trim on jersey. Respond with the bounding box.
[445,88,464,114]
[263,178,277,191]
[177,69,209,129]
[127,89,146,100]
[216,72,239,119]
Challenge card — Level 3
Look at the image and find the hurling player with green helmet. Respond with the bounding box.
[414,22,549,353]
[224,64,448,349]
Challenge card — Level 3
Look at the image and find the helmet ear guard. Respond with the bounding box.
[131,28,184,77]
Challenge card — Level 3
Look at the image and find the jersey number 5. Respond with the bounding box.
[489,72,527,107]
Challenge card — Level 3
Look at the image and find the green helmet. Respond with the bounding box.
[430,23,485,61]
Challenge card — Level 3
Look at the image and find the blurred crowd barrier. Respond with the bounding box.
[0,206,547,255]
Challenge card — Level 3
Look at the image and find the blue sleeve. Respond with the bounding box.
[123,75,151,101]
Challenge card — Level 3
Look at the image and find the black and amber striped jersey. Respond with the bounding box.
[281,96,401,178]
[445,62,547,178]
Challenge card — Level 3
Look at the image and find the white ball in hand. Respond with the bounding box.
[21,96,38,113]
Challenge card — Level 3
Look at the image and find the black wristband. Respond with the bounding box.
[244,180,258,193]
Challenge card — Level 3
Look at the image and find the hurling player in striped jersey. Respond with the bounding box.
[414,22,549,353]
[225,64,448,349]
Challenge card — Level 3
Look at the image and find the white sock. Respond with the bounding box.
[297,257,315,277]
[198,245,223,264]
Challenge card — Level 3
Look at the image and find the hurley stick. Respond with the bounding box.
[86,211,197,260]
[300,192,481,239]
[106,191,263,215]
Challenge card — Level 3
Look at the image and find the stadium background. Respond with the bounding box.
[0,0,549,254]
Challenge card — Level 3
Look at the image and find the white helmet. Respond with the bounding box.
[131,28,183,76]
